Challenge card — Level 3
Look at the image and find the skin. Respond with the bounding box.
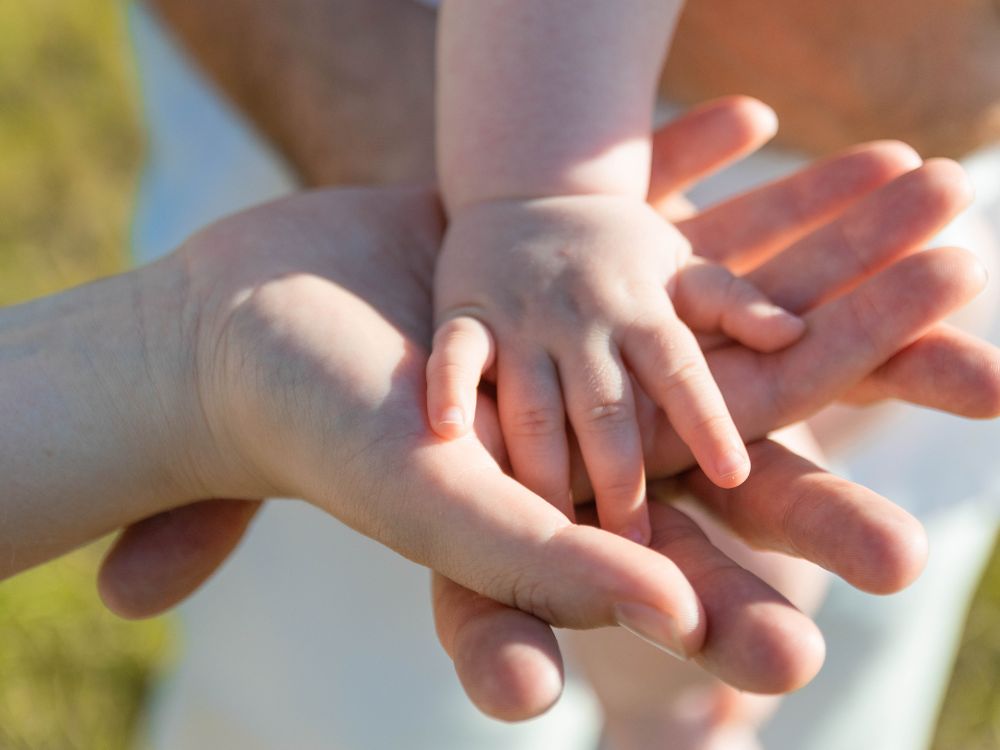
[90,100,998,704]
[431,1,811,533]
[6,169,977,661]
[128,0,1000,738]
[662,0,1000,158]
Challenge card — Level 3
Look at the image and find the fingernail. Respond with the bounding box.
[716,447,749,485]
[439,406,466,429]
[613,602,689,660]
[757,302,803,324]
[775,308,805,328]
[622,524,651,547]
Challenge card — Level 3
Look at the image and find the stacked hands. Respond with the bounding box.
[427,181,807,543]
[30,100,998,719]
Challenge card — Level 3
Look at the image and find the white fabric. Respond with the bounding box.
[130,5,1000,749]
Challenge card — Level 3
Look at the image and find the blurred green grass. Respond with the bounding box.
[0,1,170,749]
[932,540,1000,749]
[0,1,998,749]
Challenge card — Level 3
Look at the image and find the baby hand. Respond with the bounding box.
[427,196,803,542]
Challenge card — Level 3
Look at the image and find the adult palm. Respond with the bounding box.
[97,99,998,720]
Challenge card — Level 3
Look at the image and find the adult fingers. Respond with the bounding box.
[842,324,1000,417]
[438,495,831,705]
[426,316,495,437]
[498,351,573,518]
[761,247,988,427]
[98,498,261,619]
[677,141,922,271]
[559,344,650,542]
[646,247,989,476]
[707,157,998,419]
[432,572,564,721]
[676,439,927,595]
[648,96,778,207]
[576,501,825,694]
[352,431,705,657]
[747,159,974,313]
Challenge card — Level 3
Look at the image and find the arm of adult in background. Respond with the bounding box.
[146,0,438,186]
[144,0,998,421]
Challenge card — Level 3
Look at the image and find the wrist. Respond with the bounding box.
[0,260,214,575]
[443,175,651,219]
[124,255,223,506]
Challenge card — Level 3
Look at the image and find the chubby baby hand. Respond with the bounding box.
[427,196,803,542]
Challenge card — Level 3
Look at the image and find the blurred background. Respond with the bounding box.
[0,1,998,748]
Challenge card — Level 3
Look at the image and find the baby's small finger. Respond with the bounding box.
[675,263,805,353]
[560,346,650,544]
[427,316,495,439]
[625,314,750,489]
[499,354,573,519]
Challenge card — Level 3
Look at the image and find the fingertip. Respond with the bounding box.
[756,306,808,351]
[621,510,653,547]
[729,95,778,141]
[922,157,975,208]
[698,593,826,694]
[453,608,565,721]
[847,508,929,595]
[433,405,470,439]
[713,447,751,489]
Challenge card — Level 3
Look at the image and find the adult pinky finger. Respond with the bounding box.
[427,316,495,438]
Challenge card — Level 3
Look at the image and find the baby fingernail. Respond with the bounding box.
[754,301,802,323]
[613,602,689,660]
[716,447,749,484]
[439,406,466,428]
[622,524,651,547]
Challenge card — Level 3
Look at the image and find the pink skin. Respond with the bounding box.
[95,101,1000,725]
[426,195,804,544]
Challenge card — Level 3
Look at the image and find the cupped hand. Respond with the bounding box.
[97,98,1000,720]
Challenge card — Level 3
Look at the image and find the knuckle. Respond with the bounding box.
[510,572,557,625]
[509,404,565,437]
[662,357,709,395]
[689,411,734,436]
[596,475,641,503]
[430,360,473,385]
[580,400,632,430]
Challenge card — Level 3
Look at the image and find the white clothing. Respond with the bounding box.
[130,6,1000,749]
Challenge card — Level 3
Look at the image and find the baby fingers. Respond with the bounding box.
[427,316,495,438]
[559,345,650,544]
[624,310,751,489]
[498,353,573,519]
[674,261,805,353]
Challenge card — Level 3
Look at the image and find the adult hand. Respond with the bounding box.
[428,100,998,718]
[94,100,998,719]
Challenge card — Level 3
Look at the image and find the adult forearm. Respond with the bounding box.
[148,0,436,186]
[0,258,199,578]
[438,0,682,211]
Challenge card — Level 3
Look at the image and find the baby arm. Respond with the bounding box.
[429,0,803,542]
